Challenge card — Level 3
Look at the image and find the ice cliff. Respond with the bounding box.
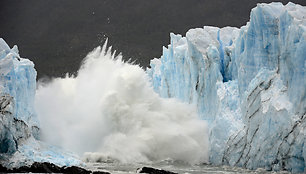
[0,39,80,168]
[148,2,306,173]
[0,38,38,154]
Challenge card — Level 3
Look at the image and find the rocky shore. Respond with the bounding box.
[0,162,109,174]
[0,162,177,174]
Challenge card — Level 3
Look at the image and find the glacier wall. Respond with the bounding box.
[0,38,38,154]
[0,39,81,168]
[148,2,306,172]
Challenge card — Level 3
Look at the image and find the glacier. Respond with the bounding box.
[0,38,81,168]
[0,38,38,155]
[0,1,305,173]
[148,2,306,173]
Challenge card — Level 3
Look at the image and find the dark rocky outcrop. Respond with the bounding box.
[0,162,110,174]
[137,166,178,174]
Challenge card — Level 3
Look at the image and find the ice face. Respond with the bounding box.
[0,39,81,168]
[147,27,240,122]
[0,40,37,126]
[0,38,38,155]
[148,2,306,172]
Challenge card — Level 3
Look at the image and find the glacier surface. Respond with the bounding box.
[0,38,81,168]
[148,2,306,173]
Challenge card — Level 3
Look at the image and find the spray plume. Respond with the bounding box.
[35,41,209,164]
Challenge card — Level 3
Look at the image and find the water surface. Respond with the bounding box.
[86,162,290,174]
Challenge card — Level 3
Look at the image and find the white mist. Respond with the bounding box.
[35,42,209,164]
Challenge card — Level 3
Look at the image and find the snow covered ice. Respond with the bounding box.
[148,2,306,173]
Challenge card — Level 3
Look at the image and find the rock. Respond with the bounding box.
[0,162,110,174]
[137,166,178,174]
[0,164,9,172]
[62,165,91,174]
[92,171,111,174]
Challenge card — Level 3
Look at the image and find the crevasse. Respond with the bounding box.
[148,2,306,173]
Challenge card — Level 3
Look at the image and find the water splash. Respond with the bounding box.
[35,41,209,164]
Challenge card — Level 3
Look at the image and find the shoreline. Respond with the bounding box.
[0,162,177,174]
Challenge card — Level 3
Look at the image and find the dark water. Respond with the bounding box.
[85,162,290,174]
